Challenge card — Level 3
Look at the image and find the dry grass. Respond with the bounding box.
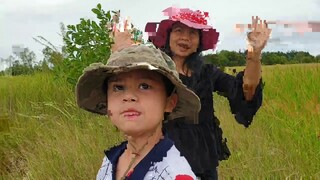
[218,63,320,178]
[0,64,319,179]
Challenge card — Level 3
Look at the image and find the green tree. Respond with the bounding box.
[315,55,320,63]
[285,50,299,62]
[262,52,288,65]
[203,54,220,65]
[20,48,36,68]
[61,3,115,85]
[9,60,33,75]
[1,49,36,76]
[292,51,315,64]
[204,50,245,69]
[34,33,65,69]
[0,56,14,76]
[220,50,246,66]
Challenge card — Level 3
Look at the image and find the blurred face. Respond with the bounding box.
[169,22,200,58]
[107,69,177,137]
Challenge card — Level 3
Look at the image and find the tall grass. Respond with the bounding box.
[0,73,122,179]
[0,64,319,179]
[218,63,320,179]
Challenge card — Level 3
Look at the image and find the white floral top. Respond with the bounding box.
[96,137,196,180]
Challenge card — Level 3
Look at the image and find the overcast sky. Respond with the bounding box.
[1,0,320,70]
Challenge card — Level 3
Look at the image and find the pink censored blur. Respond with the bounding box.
[235,20,320,35]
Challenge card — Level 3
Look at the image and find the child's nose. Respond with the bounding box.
[123,97,136,102]
[122,90,138,102]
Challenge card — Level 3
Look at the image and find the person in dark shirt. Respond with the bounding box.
[108,7,271,179]
[144,7,271,179]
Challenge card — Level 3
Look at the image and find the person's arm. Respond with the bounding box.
[208,64,263,128]
[230,70,263,127]
[243,16,271,100]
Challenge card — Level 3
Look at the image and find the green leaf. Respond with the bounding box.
[87,19,91,26]
[68,25,76,31]
[106,11,111,21]
[76,24,81,32]
[97,3,101,10]
[80,19,87,26]
[97,14,103,20]
[91,21,99,29]
[92,8,100,15]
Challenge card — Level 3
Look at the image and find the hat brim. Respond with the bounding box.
[76,62,200,124]
[145,19,219,51]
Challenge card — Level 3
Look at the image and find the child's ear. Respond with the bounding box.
[165,93,178,112]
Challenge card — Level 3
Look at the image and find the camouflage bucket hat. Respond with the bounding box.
[76,45,200,124]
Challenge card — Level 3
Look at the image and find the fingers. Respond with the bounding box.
[112,17,130,33]
[252,16,258,26]
[251,16,259,31]
[113,23,118,33]
[259,19,263,29]
[255,16,259,26]
[124,17,132,31]
[261,19,267,30]
[264,20,268,28]
[251,16,271,31]
[124,18,128,31]
[251,16,256,29]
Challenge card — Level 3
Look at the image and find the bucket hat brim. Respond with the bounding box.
[76,46,200,124]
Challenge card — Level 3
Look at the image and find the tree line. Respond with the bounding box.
[2,48,319,77]
[203,50,320,68]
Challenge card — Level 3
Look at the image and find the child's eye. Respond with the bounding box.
[139,83,151,90]
[113,85,124,91]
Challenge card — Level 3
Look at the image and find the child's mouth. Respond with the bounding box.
[122,110,141,119]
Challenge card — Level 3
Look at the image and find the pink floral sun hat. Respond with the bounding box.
[145,6,220,51]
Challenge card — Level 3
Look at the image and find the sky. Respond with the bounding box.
[1,0,320,70]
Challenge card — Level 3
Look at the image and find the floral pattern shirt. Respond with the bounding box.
[96,136,196,180]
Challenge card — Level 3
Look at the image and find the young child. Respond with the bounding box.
[75,45,200,180]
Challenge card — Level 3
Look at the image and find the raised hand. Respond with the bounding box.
[109,17,144,52]
[111,30,132,53]
[247,16,272,53]
[109,15,133,52]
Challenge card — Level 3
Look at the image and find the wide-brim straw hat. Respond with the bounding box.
[145,6,220,51]
[76,45,200,124]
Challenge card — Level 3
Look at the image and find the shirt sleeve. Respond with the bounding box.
[208,64,263,127]
[96,156,113,180]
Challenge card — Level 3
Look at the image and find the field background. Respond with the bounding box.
[0,63,319,179]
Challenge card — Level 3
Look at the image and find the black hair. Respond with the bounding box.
[102,77,109,94]
[162,75,175,97]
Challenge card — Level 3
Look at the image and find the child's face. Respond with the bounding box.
[107,69,177,136]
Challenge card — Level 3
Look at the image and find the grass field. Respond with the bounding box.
[0,64,319,179]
